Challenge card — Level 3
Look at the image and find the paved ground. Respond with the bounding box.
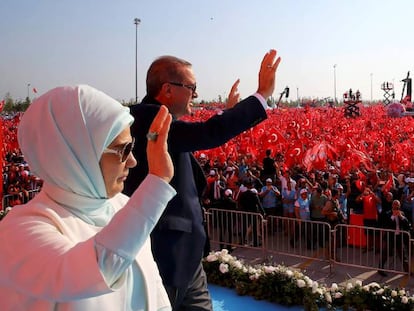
[210,243,414,292]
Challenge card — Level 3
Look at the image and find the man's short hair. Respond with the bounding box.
[146,56,192,97]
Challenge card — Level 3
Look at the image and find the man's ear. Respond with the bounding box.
[161,83,172,98]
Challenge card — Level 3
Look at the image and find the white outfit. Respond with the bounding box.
[0,175,174,311]
[0,85,176,310]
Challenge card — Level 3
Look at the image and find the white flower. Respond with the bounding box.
[391,290,398,297]
[367,282,380,289]
[346,282,353,291]
[264,266,276,274]
[248,267,256,274]
[206,254,218,262]
[232,260,243,270]
[363,285,370,292]
[220,249,229,255]
[376,288,384,295]
[334,292,343,299]
[355,280,362,287]
[312,281,319,294]
[249,273,260,281]
[402,296,409,304]
[220,254,232,263]
[242,267,248,273]
[294,270,304,279]
[330,283,338,291]
[399,289,406,296]
[297,279,306,288]
[219,263,229,274]
[285,270,293,278]
[314,288,323,296]
[325,292,332,303]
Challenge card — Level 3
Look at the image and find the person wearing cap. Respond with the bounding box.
[0,85,176,310]
[205,169,216,186]
[327,173,341,192]
[259,178,281,218]
[291,188,312,249]
[124,50,281,311]
[281,170,297,237]
[203,169,226,209]
[198,153,211,175]
[238,179,266,247]
[336,182,350,224]
[213,188,237,252]
[224,163,239,195]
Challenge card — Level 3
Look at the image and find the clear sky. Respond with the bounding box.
[1,0,413,103]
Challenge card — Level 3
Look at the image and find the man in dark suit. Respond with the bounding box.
[378,199,411,276]
[124,50,281,311]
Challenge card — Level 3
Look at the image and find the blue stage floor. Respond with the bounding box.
[209,284,302,311]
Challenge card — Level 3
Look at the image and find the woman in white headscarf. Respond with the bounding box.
[0,85,175,311]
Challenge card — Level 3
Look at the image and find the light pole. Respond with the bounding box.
[370,73,373,102]
[296,87,300,107]
[333,64,337,103]
[134,18,141,104]
[27,83,31,100]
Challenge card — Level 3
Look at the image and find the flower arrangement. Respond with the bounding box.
[203,249,414,311]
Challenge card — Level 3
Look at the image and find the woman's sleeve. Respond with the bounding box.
[0,175,175,301]
[95,175,176,287]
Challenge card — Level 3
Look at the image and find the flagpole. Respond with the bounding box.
[27,83,31,100]
[134,18,141,104]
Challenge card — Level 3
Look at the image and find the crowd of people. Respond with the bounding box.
[1,46,413,310]
[2,149,42,208]
[197,146,414,275]
[0,114,42,216]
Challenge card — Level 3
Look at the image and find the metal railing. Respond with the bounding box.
[2,188,41,210]
[205,209,412,277]
[206,209,266,258]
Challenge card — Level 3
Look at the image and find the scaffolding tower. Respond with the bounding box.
[381,82,394,105]
[344,88,361,118]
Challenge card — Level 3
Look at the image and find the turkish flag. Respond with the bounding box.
[302,142,338,171]
[33,87,38,94]
[284,142,303,168]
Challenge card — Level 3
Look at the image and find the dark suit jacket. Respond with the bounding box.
[379,210,411,232]
[124,95,267,287]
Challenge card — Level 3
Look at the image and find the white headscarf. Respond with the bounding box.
[18,85,134,226]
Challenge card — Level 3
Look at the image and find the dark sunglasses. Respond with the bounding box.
[168,81,197,94]
[103,138,135,162]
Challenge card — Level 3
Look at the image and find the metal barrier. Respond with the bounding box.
[205,208,266,258]
[205,209,412,277]
[335,224,411,276]
[265,216,333,269]
[2,188,41,210]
